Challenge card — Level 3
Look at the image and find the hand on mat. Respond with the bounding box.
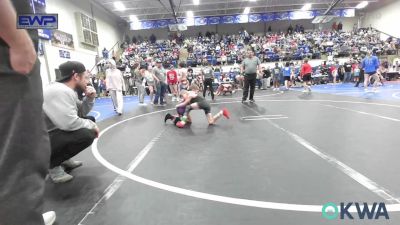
[9,31,36,75]
[94,126,100,138]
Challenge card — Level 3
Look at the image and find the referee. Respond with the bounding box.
[241,49,261,103]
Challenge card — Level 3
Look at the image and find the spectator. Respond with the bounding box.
[343,59,353,83]
[338,22,343,31]
[102,47,109,59]
[332,22,338,31]
[153,59,168,106]
[330,63,338,84]
[167,65,179,101]
[106,59,125,115]
[43,61,99,183]
[140,63,158,105]
[261,66,271,90]
[282,61,294,90]
[362,51,380,92]
[91,74,99,96]
[272,62,282,91]
[187,66,194,85]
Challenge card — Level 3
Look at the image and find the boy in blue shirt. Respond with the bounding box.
[361,51,380,92]
[283,62,293,90]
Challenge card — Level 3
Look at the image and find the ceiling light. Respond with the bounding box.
[249,0,256,2]
[114,2,126,11]
[243,7,250,14]
[301,3,312,11]
[193,0,200,5]
[187,10,194,18]
[356,1,369,9]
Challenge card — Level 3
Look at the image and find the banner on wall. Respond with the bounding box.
[290,11,315,20]
[59,50,71,59]
[249,14,262,23]
[195,17,208,26]
[207,16,221,25]
[51,30,74,50]
[130,8,355,30]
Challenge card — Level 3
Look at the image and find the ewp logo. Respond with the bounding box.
[17,14,58,29]
[322,202,389,220]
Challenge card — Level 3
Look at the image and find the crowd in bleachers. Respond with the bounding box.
[115,27,399,69]
[91,27,400,98]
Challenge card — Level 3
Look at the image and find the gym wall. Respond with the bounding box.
[40,0,124,85]
[362,0,400,38]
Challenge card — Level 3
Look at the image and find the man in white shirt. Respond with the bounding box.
[106,59,125,115]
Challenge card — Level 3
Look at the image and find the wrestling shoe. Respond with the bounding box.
[222,108,230,119]
[164,113,173,123]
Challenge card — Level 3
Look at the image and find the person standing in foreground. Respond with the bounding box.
[300,58,313,93]
[0,0,55,224]
[241,49,261,103]
[153,59,168,106]
[106,59,125,115]
[362,51,380,92]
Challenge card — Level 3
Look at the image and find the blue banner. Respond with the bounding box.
[130,8,355,30]
[140,21,156,29]
[235,14,248,23]
[262,13,275,22]
[195,17,208,26]
[222,15,235,24]
[155,20,169,28]
[249,14,262,23]
[290,11,314,20]
[207,16,221,25]
[274,12,290,21]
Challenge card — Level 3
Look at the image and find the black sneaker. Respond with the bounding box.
[164,113,173,123]
[241,99,246,103]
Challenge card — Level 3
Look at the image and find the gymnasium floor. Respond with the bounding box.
[44,83,400,225]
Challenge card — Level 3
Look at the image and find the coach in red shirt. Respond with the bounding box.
[300,58,313,92]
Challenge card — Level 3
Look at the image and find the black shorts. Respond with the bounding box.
[284,76,291,81]
[198,100,211,114]
[366,71,376,76]
[303,73,312,82]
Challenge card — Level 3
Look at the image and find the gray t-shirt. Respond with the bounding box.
[272,67,282,78]
[242,57,261,75]
[202,66,214,79]
[152,67,166,83]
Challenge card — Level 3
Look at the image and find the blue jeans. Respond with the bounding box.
[154,82,167,104]
[344,72,352,83]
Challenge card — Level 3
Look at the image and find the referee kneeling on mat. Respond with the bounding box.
[241,49,261,103]
[43,61,99,183]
